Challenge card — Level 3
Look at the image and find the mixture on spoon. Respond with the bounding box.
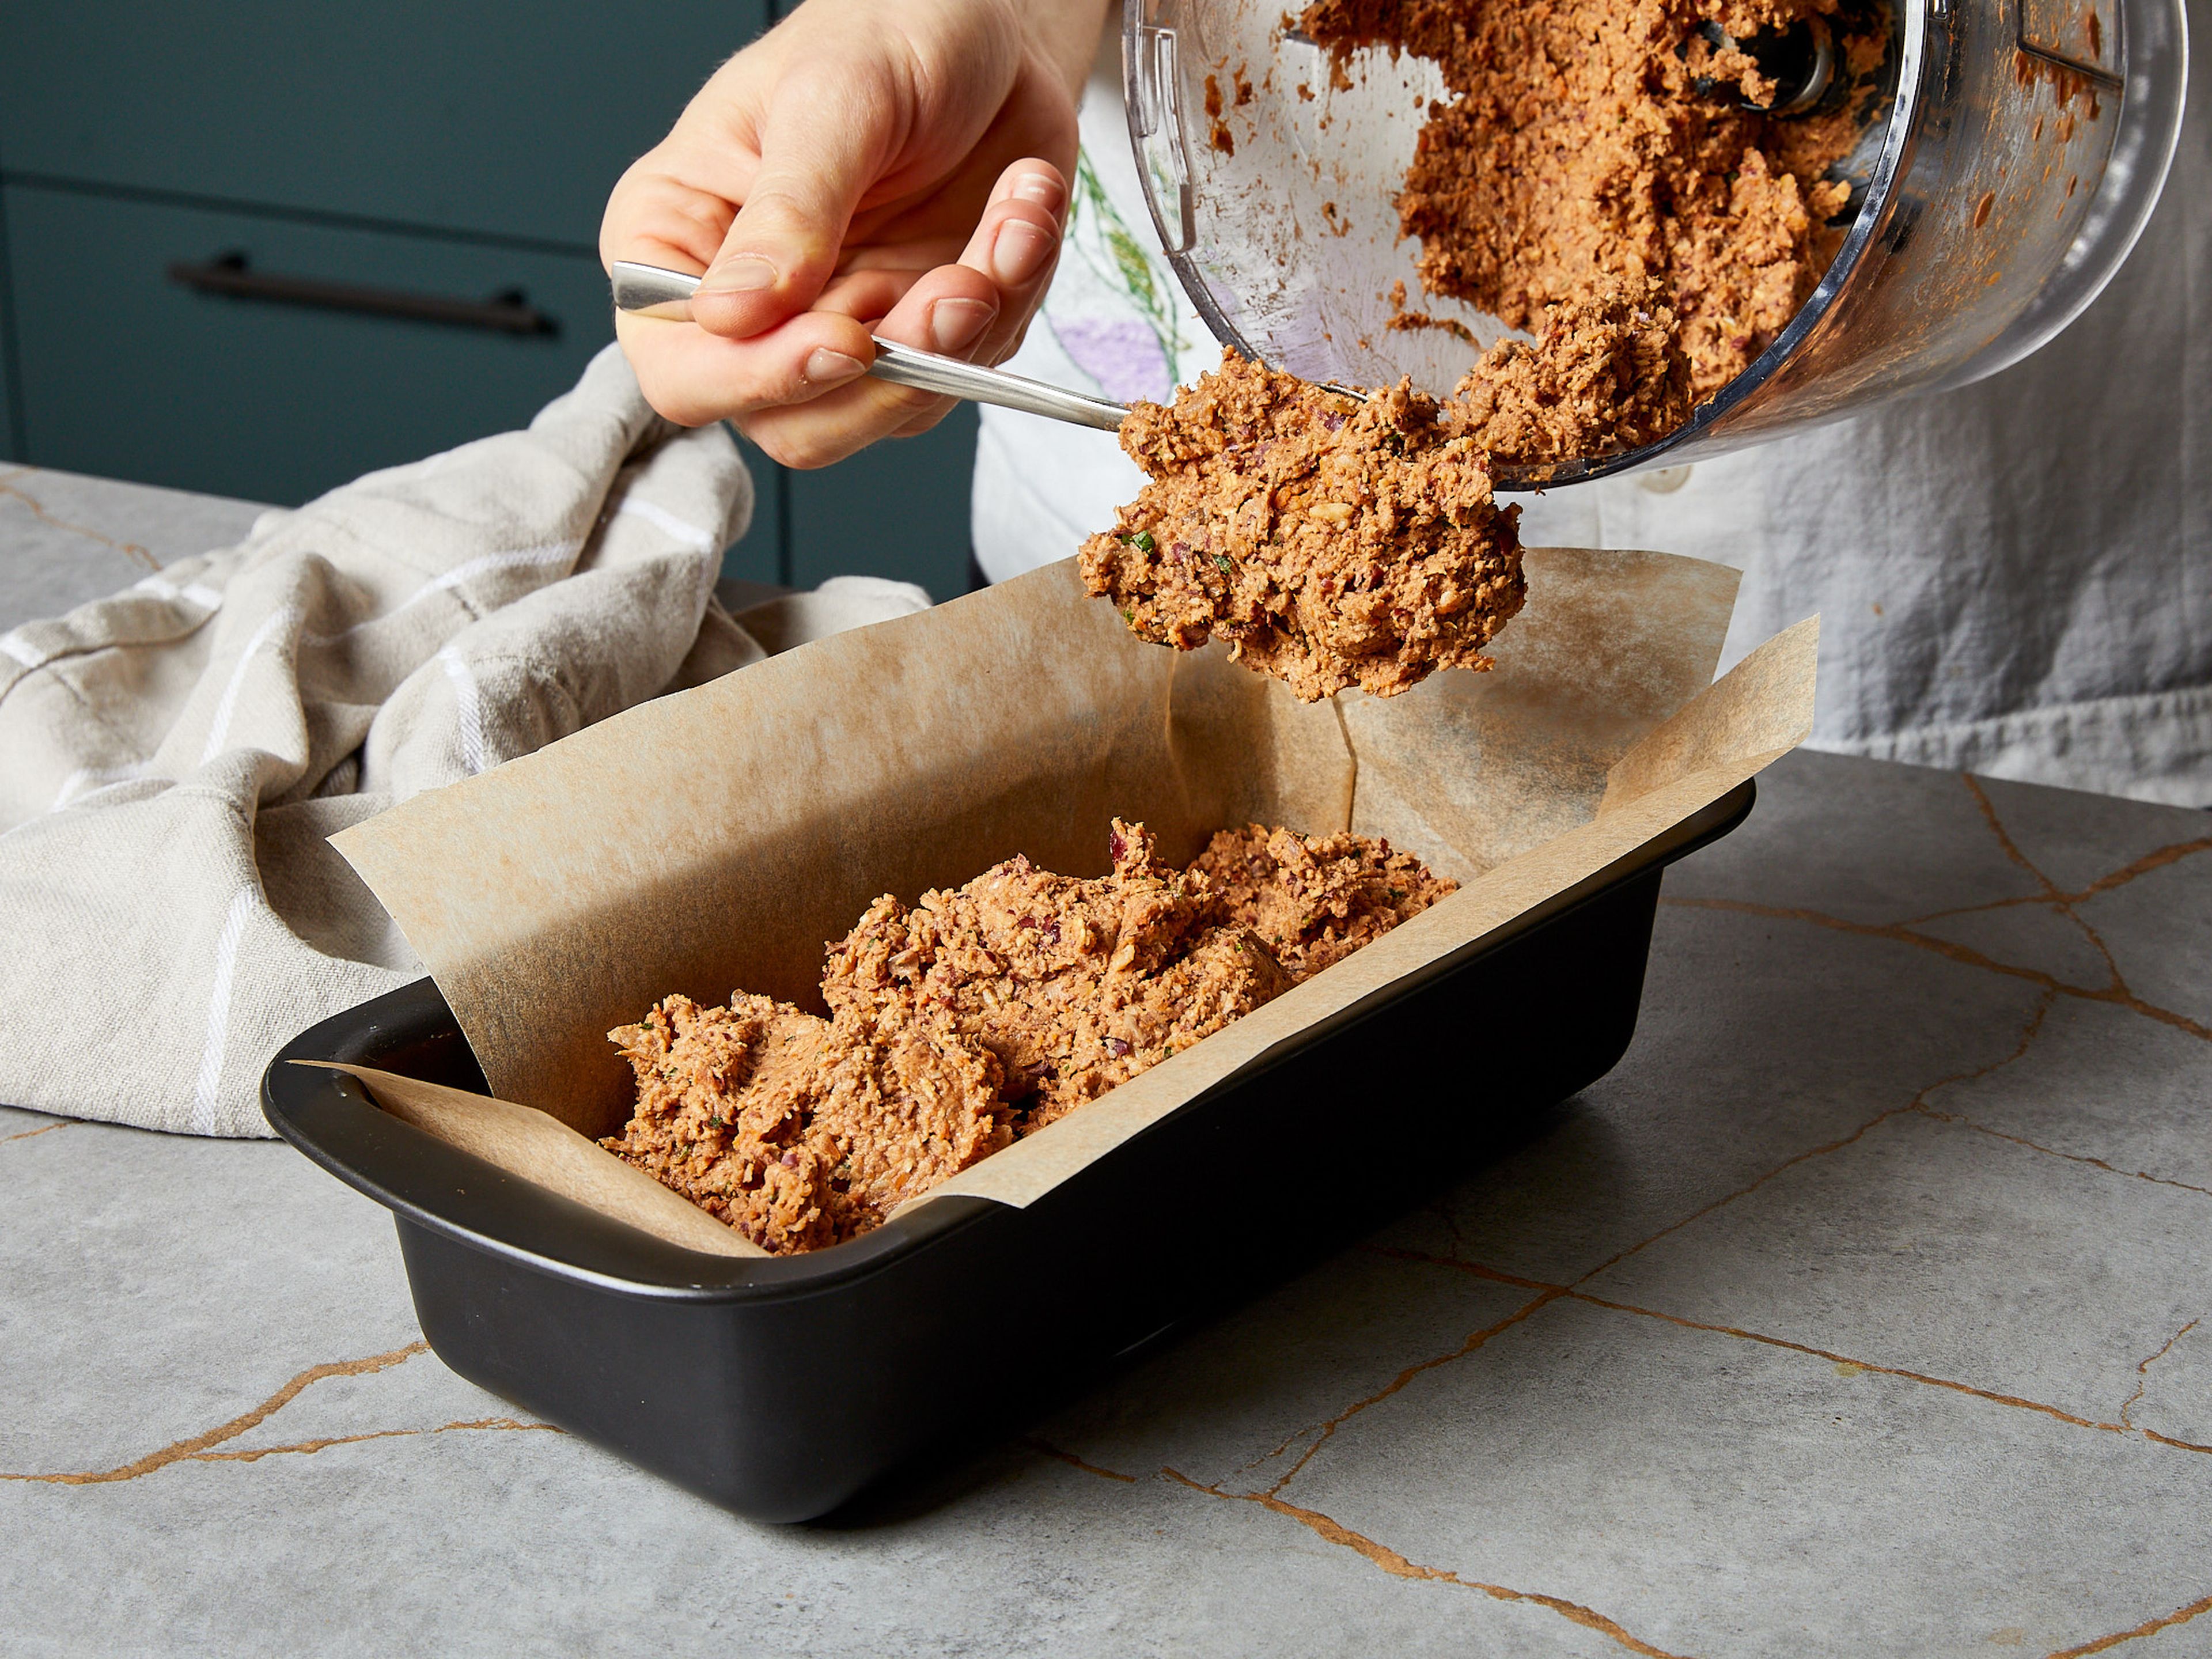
[1081,283,1696,700]
[1080,350,1525,702]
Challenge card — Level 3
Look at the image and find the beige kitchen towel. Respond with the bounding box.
[0,344,929,1137]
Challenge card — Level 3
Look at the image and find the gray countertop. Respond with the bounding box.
[5,468,2210,1658]
[0,464,272,632]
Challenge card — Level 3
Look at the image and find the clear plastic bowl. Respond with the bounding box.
[1123,0,2187,486]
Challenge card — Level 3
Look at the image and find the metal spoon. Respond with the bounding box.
[612,260,1369,431]
[611,260,1131,431]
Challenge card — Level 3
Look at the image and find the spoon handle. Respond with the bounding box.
[610,261,1130,433]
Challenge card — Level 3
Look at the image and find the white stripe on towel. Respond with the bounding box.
[200,603,305,764]
[51,761,149,812]
[304,540,577,646]
[437,645,488,775]
[191,886,257,1135]
[134,574,225,611]
[617,496,719,554]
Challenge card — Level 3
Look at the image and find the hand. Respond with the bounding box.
[602,0,1104,468]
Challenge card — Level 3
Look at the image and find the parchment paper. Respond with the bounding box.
[331,548,1815,1247]
[289,1060,767,1255]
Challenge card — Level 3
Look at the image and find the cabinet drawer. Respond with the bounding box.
[786,408,979,603]
[9,184,789,581]
[0,312,17,461]
[0,2,771,249]
[7,185,626,508]
[7,186,983,592]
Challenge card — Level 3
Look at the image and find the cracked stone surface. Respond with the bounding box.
[6,479,2212,1658]
[0,465,271,634]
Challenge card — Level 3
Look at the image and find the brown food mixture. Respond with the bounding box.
[1080,348,1526,702]
[1446,280,1695,467]
[600,994,1013,1254]
[604,818,1457,1252]
[1193,822,1460,979]
[1086,0,1881,693]
[824,820,1291,1131]
[1300,0,1884,408]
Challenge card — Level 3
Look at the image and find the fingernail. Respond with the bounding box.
[698,256,777,294]
[929,297,997,355]
[991,221,1057,287]
[804,347,867,385]
[1012,171,1065,213]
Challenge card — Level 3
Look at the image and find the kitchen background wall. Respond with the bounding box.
[0,1,981,599]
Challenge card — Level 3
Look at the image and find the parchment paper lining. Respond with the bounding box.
[329,549,1814,1252]
[290,1059,767,1256]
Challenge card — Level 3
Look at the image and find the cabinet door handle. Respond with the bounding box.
[168,252,558,336]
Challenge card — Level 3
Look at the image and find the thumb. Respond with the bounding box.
[691,66,895,340]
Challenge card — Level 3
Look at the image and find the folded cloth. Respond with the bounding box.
[0,345,930,1136]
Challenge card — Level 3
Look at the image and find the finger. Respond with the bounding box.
[691,61,897,341]
[616,306,876,429]
[737,383,948,468]
[741,160,1070,460]
[806,265,979,329]
[949,159,1069,366]
[862,158,1065,300]
[736,261,1006,466]
[985,155,1071,224]
[600,155,744,278]
[811,267,921,323]
[852,161,1066,386]
[836,235,968,275]
[885,301,1058,439]
[872,258,1003,356]
[616,234,973,438]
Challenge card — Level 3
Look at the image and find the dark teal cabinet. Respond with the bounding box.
[786,407,981,594]
[0,4,755,247]
[0,1,978,601]
[6,185,619,507]
[0,264,17,457]
[0,185,18,455]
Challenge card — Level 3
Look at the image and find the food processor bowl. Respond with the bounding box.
[1123,0,2187,487]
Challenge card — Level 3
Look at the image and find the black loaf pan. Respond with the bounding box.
[264,780,1753,1523]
